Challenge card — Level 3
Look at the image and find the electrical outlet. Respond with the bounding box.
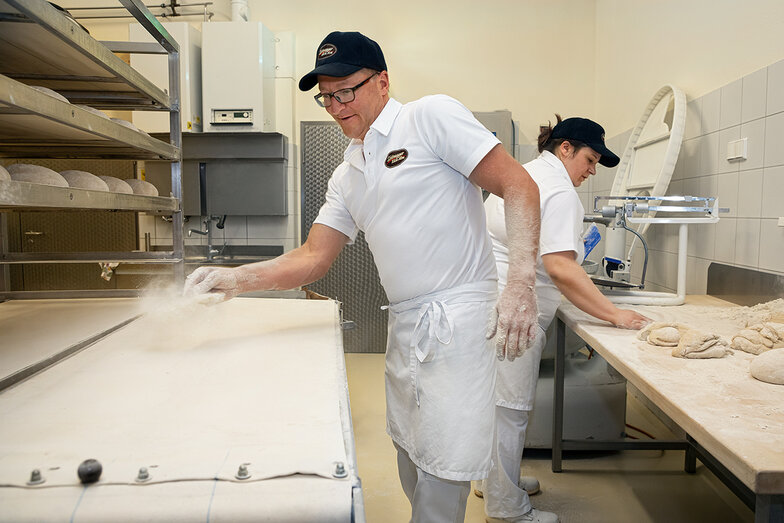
[727,138,747,161]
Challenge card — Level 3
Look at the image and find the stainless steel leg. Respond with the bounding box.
[552,317,565,472]
[756,494,784,523]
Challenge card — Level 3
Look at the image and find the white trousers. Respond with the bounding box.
[396,443,471,523]
[483,406,532,518]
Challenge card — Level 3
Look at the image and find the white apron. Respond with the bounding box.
[494,325,546,410]
[385,280,497,482]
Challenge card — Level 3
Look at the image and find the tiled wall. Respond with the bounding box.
[576,58,784,294]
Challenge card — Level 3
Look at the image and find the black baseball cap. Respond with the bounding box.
[550,117,620,167]
[299,31,387,92]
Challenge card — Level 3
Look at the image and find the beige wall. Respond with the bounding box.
[239,0,597,144]
[71,0,784,142]
[595,0,784,135]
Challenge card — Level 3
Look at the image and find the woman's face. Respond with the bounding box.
[559,142,602,187]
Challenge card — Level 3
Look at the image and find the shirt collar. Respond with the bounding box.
[539,150,572,183]
[344,98,402,166]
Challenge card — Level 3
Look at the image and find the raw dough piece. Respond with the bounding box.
[637,322,684,346]
[125,179,159,196]
[60,170,109,191]
[731,322,784,355]
[31,86,69,104]
[75,104,109,119]
[8,164,68,187]
[750,348,784,385]
[98,176,133,194]
[0,165,10,181]
[672,330,730,359]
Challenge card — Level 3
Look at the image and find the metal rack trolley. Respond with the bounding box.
[0,0,184,299]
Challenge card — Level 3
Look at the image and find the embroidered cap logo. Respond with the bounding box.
[317,44,337,61]
[385,149,409,168]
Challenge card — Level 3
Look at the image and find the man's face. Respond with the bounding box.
[317,69,389,140]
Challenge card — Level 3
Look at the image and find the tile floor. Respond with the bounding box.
[344,353,754,523]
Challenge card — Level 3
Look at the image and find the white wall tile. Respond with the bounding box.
[716,172,738,217]
[761,166,784,219]
[699,132,719,175]
[682,137,700,179]
[758,218,784,273]
[138,214,157,237]
[714,218,737,263]
[224,238,248,246]
[736,169,763,218]
[717,125,741,174]
[720,79,742,130]
[701,88,721,134]
[767,59,784,116]
[688,222,715,260]
[699,175,718,202]
[742,68,767,123]
[684,98,702,140]
[764,112,784,167]
[734,218,761,267]
[222,215,247,239]
[691,257,710,295]
[155,216,172,239]
[739,117,766,171]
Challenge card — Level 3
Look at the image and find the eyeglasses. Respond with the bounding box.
[314,72,378,108]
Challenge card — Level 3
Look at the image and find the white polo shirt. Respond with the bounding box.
[314,95,500,304]
[485,150,586,329]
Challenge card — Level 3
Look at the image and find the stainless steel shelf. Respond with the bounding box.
[0,179,178,212]
[0,75,180,160]
[0,0,172,110]
[0,251,182,264]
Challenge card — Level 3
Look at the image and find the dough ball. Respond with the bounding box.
[60,170,109,191]
[125,179,159,196]
[98,176,133,194]
[8,164,68,187]
[672,329,729,359]
[31,85,69,104]
[750,348,784,385]
[76,104,109,119]
[0,164,10,181]
[649,326,680,347]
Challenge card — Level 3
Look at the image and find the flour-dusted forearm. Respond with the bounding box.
[469,144,540,361]
[184,224,349,299]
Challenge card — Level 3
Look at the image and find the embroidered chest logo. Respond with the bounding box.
[317,44,337,60]
[385,149,409,168]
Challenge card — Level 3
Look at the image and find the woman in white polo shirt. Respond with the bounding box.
[481,116,651,523]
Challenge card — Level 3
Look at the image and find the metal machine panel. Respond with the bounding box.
[201,21,275,133]
[130,22,202,133]
[301,122,388,354]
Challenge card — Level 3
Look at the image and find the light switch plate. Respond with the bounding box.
[727,137,748,161]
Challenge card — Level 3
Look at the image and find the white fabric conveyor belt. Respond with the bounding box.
[0,297,359,522]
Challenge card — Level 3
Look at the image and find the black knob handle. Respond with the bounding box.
[77,459,102,484]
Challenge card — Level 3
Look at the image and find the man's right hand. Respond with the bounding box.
[183,266,240,299]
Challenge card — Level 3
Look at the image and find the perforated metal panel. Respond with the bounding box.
[301,121,388,353]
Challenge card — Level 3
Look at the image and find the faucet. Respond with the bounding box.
[187,215,226,261]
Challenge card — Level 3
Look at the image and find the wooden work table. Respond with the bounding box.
[553,295,784,523]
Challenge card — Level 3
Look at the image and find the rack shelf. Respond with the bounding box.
[0,0,170,110]
[0,75,180,160]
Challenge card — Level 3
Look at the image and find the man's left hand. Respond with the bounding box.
[486,279,538,361]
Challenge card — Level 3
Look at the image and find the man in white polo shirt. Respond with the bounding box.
[185,31,541,523]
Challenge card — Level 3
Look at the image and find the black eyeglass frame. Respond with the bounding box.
[314,72,379,107]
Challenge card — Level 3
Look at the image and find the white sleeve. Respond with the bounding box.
[540,189,583,257]
[415,95,500,177]
[312,164,359,244]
